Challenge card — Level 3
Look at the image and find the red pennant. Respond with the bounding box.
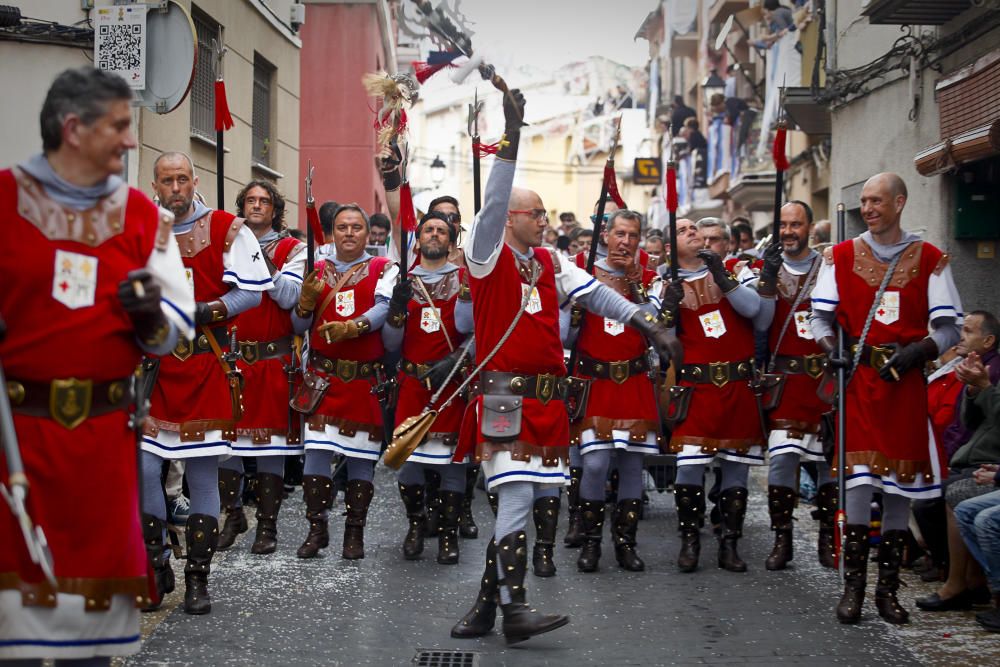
[306,204,324,247]
[214,80,234,132]
[772,126,789,172]
[603,164,627,209]
[666,163,678,212]
[411,61,456,84]
[473,138,501,157]
[398,182,418,233]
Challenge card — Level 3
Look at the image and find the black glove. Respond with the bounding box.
[818,336,851,372]
[879,338,937,382]
[659,280,685,328]
[118,269,169,346]
[194,300,227,326]
[697,249,738,293]
[380,138,403,191]
[0,312,6,343]
[418,347,467,393]
[388,279,412,328]
[757,242,783,297]
[497,89,526,161]
[629,310,683,366]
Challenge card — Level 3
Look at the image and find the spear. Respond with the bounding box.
[397,148,418,279]
[212,28,233,211]
[304,160,323,275]
[835,202,847,578]
[468,90,484,215]
[771,84,790,244]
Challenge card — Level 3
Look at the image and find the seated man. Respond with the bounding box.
[954,466,1000,631]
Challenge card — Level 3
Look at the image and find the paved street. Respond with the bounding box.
[127,468,995,666]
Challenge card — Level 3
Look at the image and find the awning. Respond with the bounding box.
[915,119,1000,176]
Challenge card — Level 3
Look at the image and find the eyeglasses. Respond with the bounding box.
[590,213,610,224]
[509,208,549,222]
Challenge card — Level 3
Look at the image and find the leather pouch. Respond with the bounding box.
[481,393,522,442]
[563,376,592,422]
[662,385,694,430]
[759,373,787,412]
[290,369,330,416]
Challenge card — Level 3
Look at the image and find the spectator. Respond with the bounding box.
[316,199,339,259]
[644,229,666,270]
[555,234,572,258]
[730,219,755,258]
[671,95,696,137]
[569,227,593,257]
[558,211,580,236]
[917,311,1000,612]
[613,85,633,110]
[954,467,1000,631]
[695,217,729,257]
[543,227,559,248]
[811,219,831,247]
[369,212,391,247]
[756,0,796,49]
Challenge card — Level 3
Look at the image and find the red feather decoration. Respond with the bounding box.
[772,126,790,171]
[214,80,234,132]
[306,204,324,246]
[398,182,418,233]
[604,164,627,209]
[666,163,678,212]
[411,61,455,84]
[473,139,501,157]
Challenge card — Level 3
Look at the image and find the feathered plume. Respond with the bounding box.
[362,71,419,151]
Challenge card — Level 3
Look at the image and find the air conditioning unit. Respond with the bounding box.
[290,2,305,31]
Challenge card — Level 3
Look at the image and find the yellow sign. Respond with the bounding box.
[633,158,662,185]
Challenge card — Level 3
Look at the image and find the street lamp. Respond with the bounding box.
[701,68,726,104]
[430,155,446,187]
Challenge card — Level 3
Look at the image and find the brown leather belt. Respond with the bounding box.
[238,336,294,365]
[478,371,567,405]
[679,360,753,387]
[311,352,381,383]
[6,377,133,429]
[851,343,895,371]
[400,358,432,380]
[172,326,230,361]
[578,354,649,384]
[772,353,827,379]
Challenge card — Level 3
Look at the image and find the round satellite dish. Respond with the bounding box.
[135,0,196,114]
[715,14,734,51]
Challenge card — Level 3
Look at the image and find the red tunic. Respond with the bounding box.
[571,266,660,444]
[147,211,242,435]
[0,167,157,609]
[394,269,468,438]
[767,260,828,433]
[832,238,945,483]
[307,256,391,437]
[457,246,568,463]
[235,235,304,442]
[669,272,763,452]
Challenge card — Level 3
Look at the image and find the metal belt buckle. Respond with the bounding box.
[336,359,358,383]
[239,341,260,365]
[870,345,893,371]
[536,373,556,404]
[804,354,825,379]
[709,361,731,388]
[7,381,25,405]
[609,360,630,385]
[49,378,92,429]
[172,336,193,361]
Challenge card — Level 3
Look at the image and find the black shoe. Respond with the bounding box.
[451,539,498,638]
[398,483,426,560]
[183,514,218,615]
[674,484,703,573]
[976,607,1000,631]
[532,496,559,577]
[497,531,569,644]
[576,499,604,573]
[915,590,974,612]
[459,466,480,539]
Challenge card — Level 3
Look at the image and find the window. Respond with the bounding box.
[252,54,275,167]
[190,8,220,140]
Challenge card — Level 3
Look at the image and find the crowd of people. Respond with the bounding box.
[2,65,1000,665]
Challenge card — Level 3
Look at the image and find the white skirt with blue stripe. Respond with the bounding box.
[673,443,765,467]
[0,591,139,660]
[578,428,659,455]
[140,429,231,459]
[767,429,826,462]
[304,423,381,461]
[229,434,304,457]
[843,420,943,500]
[482,451,569,492]
[406,437,463,466]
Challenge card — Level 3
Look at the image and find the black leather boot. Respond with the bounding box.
[251,473,284,555]
[497,531,569,644]
[342,479,374,560]
[142,513,174,611]
[459,466,480,539]
[183,514,218,615]
[487,491,498,517]
[875,529,911,624]
[296,475,332,559]
[398,482,426,560]
[563,466,584,547]
[217,467,246,550]
[532,496,559,577]
[812,482,838,569]
[836,524,870,623]
[765,485,796,571]
[718,487,749,572]
[612,499,645,572]
[577,499,605,573]
[425,469,442,537]
[674,484,703,572]
[451,539,498,638]
[438,490,462,565]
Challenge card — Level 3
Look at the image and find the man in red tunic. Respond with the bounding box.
[293,204,398,561]
[216,179,305,555]
[570,209,663,573]
[383,212,473,564]
[0,67,193,663]
[142,152,273,615]
[450,89,677,644]
[811,172,962,624]
[660,218,768,575]
[754,201,838,571]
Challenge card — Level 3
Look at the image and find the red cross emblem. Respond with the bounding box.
[492,415,512,432]
[878,309,885,316]
[59,281,69,292]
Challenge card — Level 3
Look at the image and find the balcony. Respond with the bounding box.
[861,0,972,26]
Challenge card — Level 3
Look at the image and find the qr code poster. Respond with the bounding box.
[94,4,147,90]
